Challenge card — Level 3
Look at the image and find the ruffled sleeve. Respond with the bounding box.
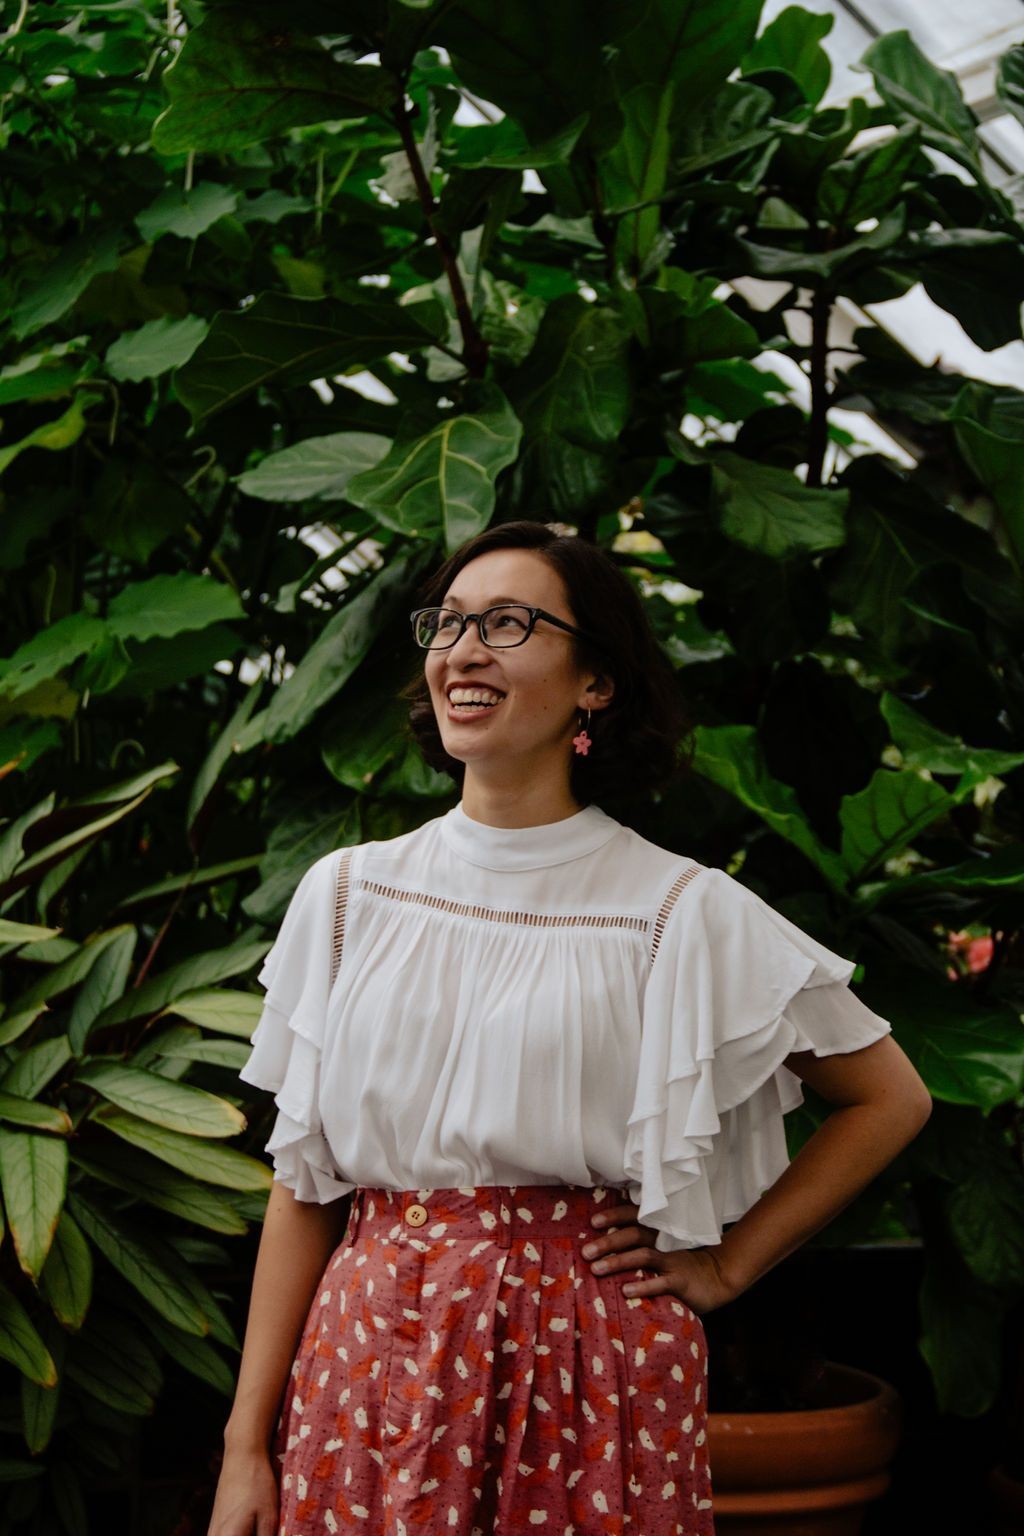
[238,854,355,1204]
[624,866,893,1253]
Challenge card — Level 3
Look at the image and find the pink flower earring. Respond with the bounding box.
[572,708,592,756]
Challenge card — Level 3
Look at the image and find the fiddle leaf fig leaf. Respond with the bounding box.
[237,433,391,502]
[858,30,981,178]
[345,387,522,549]
[152,9,399,153]
[742,5,833,105]
[174,293,437,424]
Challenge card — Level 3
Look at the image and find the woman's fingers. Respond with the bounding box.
[584,1203,660,1261]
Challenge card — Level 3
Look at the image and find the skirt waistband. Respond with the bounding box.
[347,1183,628,1249]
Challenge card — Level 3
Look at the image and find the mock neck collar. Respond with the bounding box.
[440,800,621,871]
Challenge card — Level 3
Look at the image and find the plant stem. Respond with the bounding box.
[806,287,831,488]
[393,99,489,379]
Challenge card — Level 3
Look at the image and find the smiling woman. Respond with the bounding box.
[400,520,694,815]
[220,520,932,1536]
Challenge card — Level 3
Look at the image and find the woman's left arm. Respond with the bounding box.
[582,1035,932,1312]
[710,1034,932,1299]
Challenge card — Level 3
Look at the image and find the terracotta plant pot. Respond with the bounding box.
[989,1461,1024,1536]
[706,1362,903,1535]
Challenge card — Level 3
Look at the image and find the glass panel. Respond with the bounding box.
[851,0,1023,58]
[980,114,1024,176]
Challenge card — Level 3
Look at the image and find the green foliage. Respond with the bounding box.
[1,0,1024,1523]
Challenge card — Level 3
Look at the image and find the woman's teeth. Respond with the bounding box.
[448,688,504,713]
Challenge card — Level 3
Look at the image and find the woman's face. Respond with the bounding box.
[423,548,608,773]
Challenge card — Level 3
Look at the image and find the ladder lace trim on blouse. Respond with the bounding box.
[329,849,706,985]
[330,847,355,989]
[358,878,652,935]
[649,861,706,965]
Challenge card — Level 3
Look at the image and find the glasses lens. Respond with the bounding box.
[481,606,533,645]
[414,608,463,648]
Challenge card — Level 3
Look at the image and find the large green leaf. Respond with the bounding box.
[881,693,1024,780]
[174,292,437,424]
[948,1159,1024,1291]
[21,1322,67,1455]
[70,1144,247,1236]
[261,543,431,742]
[89,936,269,1030]
[151,9,399,154]
[690,723,849,888]
[67,928,136,1055]
[733,204,907,285]
[855,953,1024,1117]
[187,683,264,837]
[0,1285,57,1387]
[742,5,833,104]
[0,341,90,407]
[0,1130,68,1280]
[104,315,208,383]
[839,766,965,880]
[950,384,1024,561]
[135,181,239,243]
[0,614,105,703]
[437,2,612,149]
[919,1244,1006,1416]
[64,1308,161,1416]
[346,387,522,549]
[450,114,588,170]
[909,231,1024,352]
[144,1314,236,1397]
[0,1038,73,1100]
[92,1107,272,1191]
[506,295,631,512]
[0,1092,71,1135]
[709,453,849,558]
[67,1192,210,1335]
[39,1210,93,1330]
[0,393,102,479]
[105,573,244,643]
[858,30,981,179]
[10,229,121,341]
[162,989,263,1039]
[817,126,921,229]
[997,47,1024,131]
[237,432,391,502]
[599,0,763,270]
[76,1063,245,1138]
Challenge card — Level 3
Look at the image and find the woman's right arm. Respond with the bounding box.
[208,1180,353,1535]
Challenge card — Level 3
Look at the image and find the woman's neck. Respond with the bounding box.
[459,774,583,830]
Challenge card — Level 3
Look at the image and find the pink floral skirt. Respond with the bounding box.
[272,1183,715,1534]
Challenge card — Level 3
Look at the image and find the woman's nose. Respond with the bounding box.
[447,616,490,659]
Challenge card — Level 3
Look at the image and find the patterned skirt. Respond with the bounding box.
[272,1183,715,1534]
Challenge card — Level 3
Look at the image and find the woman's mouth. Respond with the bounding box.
[445,687,506,721]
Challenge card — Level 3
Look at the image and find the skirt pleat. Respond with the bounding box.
[272,1183,715,1534]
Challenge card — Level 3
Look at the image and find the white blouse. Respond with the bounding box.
[238,801,892,1252]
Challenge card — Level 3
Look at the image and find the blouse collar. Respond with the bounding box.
[440,800,621,871]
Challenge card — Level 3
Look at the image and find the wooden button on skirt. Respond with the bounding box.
[271,1183,714,1534]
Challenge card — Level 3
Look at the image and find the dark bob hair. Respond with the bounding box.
[399,521,695,810]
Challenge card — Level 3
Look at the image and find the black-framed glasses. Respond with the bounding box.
[410,604,602,651]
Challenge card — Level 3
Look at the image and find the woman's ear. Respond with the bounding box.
[583,672,615,711]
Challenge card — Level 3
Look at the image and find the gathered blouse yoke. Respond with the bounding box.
[239,802,892,1252]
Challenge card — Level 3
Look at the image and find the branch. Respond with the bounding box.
[806,287,831,489]
[393,100,489,380]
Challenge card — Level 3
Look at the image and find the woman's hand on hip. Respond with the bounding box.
[580,1199,737,1315]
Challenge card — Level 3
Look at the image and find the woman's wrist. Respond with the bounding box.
[222,1416,273,1456]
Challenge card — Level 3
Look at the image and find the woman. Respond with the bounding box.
[210,521,932,1536]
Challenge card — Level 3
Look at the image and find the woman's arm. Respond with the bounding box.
[580,1035,931,1314]
[223,1181,353,1454]
[713,1033,932,1297]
